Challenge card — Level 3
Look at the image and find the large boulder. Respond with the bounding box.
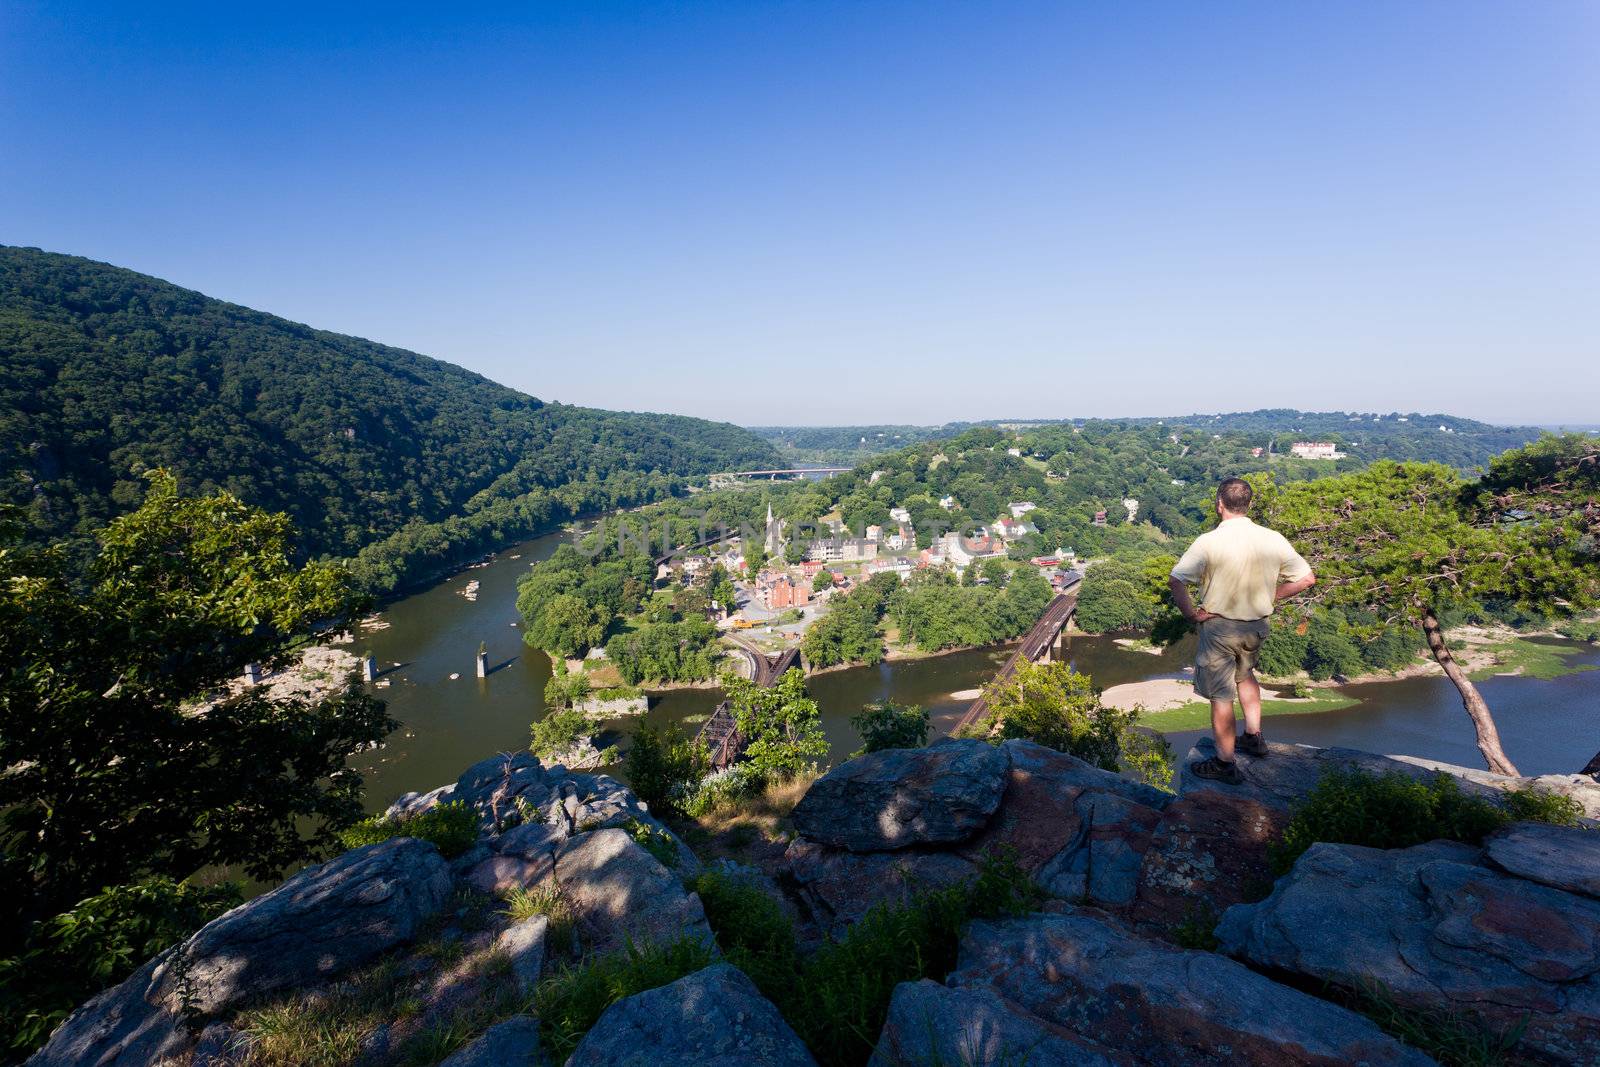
[29,838,452,1066]
[791,739,1008,851]
[1484,821,1600,899]
[566,963,817,1066]
[946,910,1435,1066]
[957,741,1167,908]
[871,979,1133,1067]
[1130,789,1286,929]
[439,1015,545,1067]
[554,828,714,953]
[1217,840,1600,1065]
[782,838,977,938]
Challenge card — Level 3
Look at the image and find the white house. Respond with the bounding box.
[1007,501,1037,519]
[889,506,911,524]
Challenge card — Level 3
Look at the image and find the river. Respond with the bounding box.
[348,529,1600,810]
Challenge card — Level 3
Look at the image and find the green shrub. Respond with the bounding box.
[625,722,706,818]
[684,763,765,816]
[850,701,930,754]
[1344,979,1528,1067]
[1558,617,1600,643]
[689,848,1039,1067]
[0,876,241,1053]
[623,819,678,869]
[529,708,590,759]
[339,800,480,859]
[1272,769,1584,875]
[534,937,717,1061]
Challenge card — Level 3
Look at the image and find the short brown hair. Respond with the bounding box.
[1218,478,1253,513]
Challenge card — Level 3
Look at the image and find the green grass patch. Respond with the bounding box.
[1137,688,1359,731]
[338,800,481,859]
[1467,637,1598,682]
[500,886,576,957]
[534,937,718,1062]
[1272,767,1585,875]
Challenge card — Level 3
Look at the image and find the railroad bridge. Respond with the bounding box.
[696,646,801,770]
[953,579,1081,733]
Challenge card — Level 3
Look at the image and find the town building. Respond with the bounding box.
[1007,502,1037,519]
[939,495,957,510]
[756,572,810,610]
[1290,441,1344,460]
[889,506,911,524]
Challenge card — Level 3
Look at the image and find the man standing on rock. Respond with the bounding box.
[1168,478,1316,784]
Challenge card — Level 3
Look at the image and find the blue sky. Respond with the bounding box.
[3,2,1596,425]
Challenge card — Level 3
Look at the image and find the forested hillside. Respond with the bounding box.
[755,411,1542,471]
[0,247,778,590]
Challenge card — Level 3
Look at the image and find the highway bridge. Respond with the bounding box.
[708,467,851,486]
[953,578,1082,733]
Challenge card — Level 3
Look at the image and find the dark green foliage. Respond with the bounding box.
[605,620,720,685]
[724,669,829,778]
[850,701,931,754]
[534,937,718,1062]
[1272,769,1585,875]
[802,572,900,668]
[0,247,780,591]
[0,474,395,1055]
[0,876,242,1053]
[624,723,706,819]
[887,568,1052,653]
[689,849,1040,1067]
[529,709,591,759]
[338,800,481,860]
[1075,557,1161,633]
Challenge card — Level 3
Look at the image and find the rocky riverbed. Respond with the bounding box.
[28,737,1600,1066]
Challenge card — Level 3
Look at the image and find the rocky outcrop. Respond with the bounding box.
[1217,836,1600,1065]
[791,739,1009,851]
[783,838,977,937]
[29,838,453,1066]
[439,1015,545,1067]
[871,979,1132,1067]
[1179,737,1600,819]
[1130,789,1286,927]
[1484,820,1600,898]
[555,827,715,953]
[567,963,817,1066]
[934,909,1436,1066]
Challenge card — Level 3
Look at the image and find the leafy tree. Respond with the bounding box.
[605,620,720,684]
[812,569,835,593]
[850,702,930,754]
[0,473,394,1051]
[543,666,592,711]
[975,661,1128,770]
[529,708,591,759]
[724,669,828,779]
[1075,558,1161,633]
[624,723,707,818]
[1257,456,1600,774]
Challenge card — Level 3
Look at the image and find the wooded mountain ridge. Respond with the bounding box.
[0,247,779,589]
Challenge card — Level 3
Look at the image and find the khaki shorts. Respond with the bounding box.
[1194,617,1271,701]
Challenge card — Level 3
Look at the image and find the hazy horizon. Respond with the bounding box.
[4,3,1596,424]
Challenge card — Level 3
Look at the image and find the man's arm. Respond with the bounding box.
[1275,572,1315,601]
[1168,576,1215,624]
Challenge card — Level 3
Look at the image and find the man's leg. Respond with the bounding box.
[1211,698,1237,761]
[1237,673,1263,737]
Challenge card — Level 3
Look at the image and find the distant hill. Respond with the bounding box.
[753,410,1544,470]
[0,247,779,590]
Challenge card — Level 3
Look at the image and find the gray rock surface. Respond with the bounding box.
[462,851,557,896]
[1130,788,1286,928]
[791,739,1009,851]
[1485,820,1600,899]
[495,915,549,993]
[783,838,977,937]
[949,909,1435,1066]
[439,1014,545,1066]
[1217,840,1600,1065]
[28,838,452,1067]
[871,979,1132,1067]
[567,963,817,1066]
[554,828,714,952]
